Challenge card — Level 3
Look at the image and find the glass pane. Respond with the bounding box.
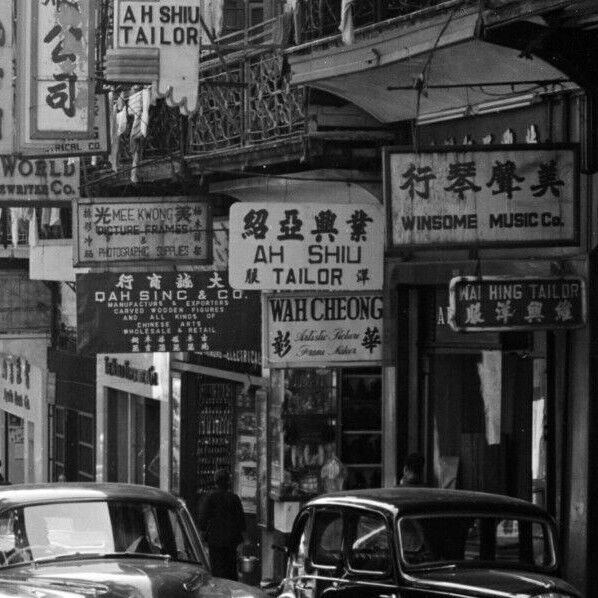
[78,413,94,444]
[77,445,94,479]
[341,433,381,464]
[312,511,343,567]
[399,516,556,571]
[341,369,381,431]
[347,511,389,572]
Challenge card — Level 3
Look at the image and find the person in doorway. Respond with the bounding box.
[197,469,247,581]
[399,452,426,487]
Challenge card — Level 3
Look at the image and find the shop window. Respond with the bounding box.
[107,390,160,487]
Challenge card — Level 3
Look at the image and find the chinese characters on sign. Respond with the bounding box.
[21,0,95,138]
[229,203,384,291]
[75,198,211,265]
[1,355,35,412]
[266,293,383,366]
[0,2,14,154]
[449,277,586,332]
[387,146,577,247]
[77,271,261,366]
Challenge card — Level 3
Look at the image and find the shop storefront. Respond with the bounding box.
[0,335,51,484]
[48,349,96,482]
[382,131,589,564]
[96,353,171,488]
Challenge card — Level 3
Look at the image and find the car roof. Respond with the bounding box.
[0,483,181,509]
[306,488,549,518]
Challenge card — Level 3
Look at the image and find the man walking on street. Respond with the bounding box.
[197,469,247,581]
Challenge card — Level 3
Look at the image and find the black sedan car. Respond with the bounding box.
[0,483,267,598]
[278,488,582,598]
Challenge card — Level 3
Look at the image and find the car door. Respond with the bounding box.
[321,507,401,598]
[283,508,316,598]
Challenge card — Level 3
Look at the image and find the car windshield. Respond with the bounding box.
[0,500,203,567]
[399,514,556,572]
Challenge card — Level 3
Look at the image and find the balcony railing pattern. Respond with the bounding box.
[189,19,305,154]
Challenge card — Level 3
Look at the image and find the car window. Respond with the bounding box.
[347,511,390,573]
[399,515,556,571]
[311,510,343,568]
[0,500,204,567]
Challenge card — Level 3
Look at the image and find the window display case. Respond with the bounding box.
[269,367,381,501]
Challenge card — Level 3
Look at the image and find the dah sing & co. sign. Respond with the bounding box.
[77,271,261,366]
[449,276,586,332]
[265,292,383,367]
[229,202,384,291]
[386,144,578,248]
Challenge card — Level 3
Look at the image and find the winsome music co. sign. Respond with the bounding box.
[449,276,586,332]
[386,144,578,248]
[229,202,384,291]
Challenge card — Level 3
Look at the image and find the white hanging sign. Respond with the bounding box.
[229,202,384,291]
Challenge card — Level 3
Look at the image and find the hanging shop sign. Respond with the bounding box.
[386,144,578,248]
[74,197,211,266]
[97,353,170,402]
[77,271,261,362]
[0,2,14,154]
[449,276,586,332]
[17,94,110,158]
[106,0,204,113]
[229,202,384,291]
[0,157,79,202]
[17,0,95,139]
[265,292,383,367]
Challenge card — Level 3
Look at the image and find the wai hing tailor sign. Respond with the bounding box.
[265,293,383,367]
[386,144,578,248]
[229,202,384,291]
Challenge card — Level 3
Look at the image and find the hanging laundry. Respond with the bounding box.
[339,0,355,45]
[27,208,38,248]
[201,0,224,38]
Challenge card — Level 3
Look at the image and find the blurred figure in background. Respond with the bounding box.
[197,469,247,581]
[399,453,426,487]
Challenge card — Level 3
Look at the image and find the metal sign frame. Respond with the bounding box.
[448,275,587,332]
[73,196,212,267]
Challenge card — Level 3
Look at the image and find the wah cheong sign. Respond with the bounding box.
[386,144,578,248]
[77,271,261,365]
[265,293,383,367]
[449,276,586,332]
[74,197,211,266]
[229,202,384,291]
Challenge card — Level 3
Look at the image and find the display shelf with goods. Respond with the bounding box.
[235,390,258,514]
[196,383,235,493]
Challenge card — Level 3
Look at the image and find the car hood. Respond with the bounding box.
[0,558,266,598]
[413,567,581,597]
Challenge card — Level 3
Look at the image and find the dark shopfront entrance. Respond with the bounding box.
[397,286,569,516]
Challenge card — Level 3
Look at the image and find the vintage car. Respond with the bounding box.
[0,483,267,598]
[278,488,582,598]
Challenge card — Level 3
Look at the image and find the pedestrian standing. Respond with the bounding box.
[399,452,426,487]
[197,469,247,581]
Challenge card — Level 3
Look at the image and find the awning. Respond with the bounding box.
[287,2,576,123]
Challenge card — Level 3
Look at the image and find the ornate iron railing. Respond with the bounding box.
[188,19,306,154]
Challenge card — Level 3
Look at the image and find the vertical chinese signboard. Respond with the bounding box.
[0,2,14,154]
[18,0,95,140]
[449,276,586,332]
[229,202,384,291]
[385,144,578,248]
